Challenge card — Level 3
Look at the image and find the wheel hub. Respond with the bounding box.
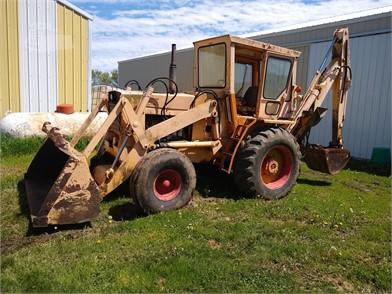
[153,169,182,201]
[260,145,293,190]
[162,179,171,188]
[265,159,279,175]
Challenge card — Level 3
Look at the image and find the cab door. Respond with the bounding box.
[257,54,293,120]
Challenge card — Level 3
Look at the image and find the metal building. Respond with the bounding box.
[118,7,391,160]
[0,0,92,117]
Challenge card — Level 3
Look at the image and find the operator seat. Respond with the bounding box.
[243,86,258,107]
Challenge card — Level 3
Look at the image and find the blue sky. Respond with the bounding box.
[70,0,390,71]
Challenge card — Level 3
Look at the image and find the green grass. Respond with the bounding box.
[0,135,391,292]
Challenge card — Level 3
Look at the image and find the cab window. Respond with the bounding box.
[235,63,253,97]
[263,56,291,99]
[198,43,226,88]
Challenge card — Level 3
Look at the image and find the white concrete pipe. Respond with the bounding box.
[0,112,108,138]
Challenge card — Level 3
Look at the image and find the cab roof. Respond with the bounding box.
[193,34,301,58]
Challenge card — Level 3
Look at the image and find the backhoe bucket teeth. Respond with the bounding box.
[303,144,350,175]
[24,130,101,228]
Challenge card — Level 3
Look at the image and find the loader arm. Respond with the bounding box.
[100,97,218,195]
[70,90,218,196]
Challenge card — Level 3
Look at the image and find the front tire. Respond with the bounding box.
[234,127,300,200]
[133,148,196,214]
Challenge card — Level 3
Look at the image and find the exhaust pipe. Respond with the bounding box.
[169,43,177,94]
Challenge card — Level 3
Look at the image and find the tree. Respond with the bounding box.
[92,69,118,86]
[110,70,118,85]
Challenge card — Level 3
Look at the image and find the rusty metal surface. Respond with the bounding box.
[25,124,102,227]
[303,144,350,175]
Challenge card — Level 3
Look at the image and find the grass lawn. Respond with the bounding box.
[0,135,390,292]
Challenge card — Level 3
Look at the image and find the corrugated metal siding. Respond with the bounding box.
[119,48,194,92]
[87,19,92,110]
[19,0,57,112]
[307,33,391,159]
[57,2,89,111]
[0,0,20,116]
[288,45,309,91]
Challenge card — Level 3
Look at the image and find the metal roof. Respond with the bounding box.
[57,0,93,20]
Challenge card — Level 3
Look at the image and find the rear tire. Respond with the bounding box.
[234,127,300,200]
[133,148,196,214]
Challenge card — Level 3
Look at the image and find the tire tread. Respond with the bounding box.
[234,127,301,199]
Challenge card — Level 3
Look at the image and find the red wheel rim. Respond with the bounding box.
[260,145,293,190]
[153,169,182,201]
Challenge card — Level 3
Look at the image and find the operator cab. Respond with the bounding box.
[193,35,301,120]
[234,50,259,115]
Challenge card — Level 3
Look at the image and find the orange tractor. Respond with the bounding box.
[25,28,351,227]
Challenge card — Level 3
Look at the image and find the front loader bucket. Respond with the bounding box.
[25,129,101,227]
[303,144,350,175]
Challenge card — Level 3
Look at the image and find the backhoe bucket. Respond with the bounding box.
[24,127,101,227]
[303,144,350,175]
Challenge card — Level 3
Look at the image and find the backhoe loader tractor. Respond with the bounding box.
[25,28,351,227]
